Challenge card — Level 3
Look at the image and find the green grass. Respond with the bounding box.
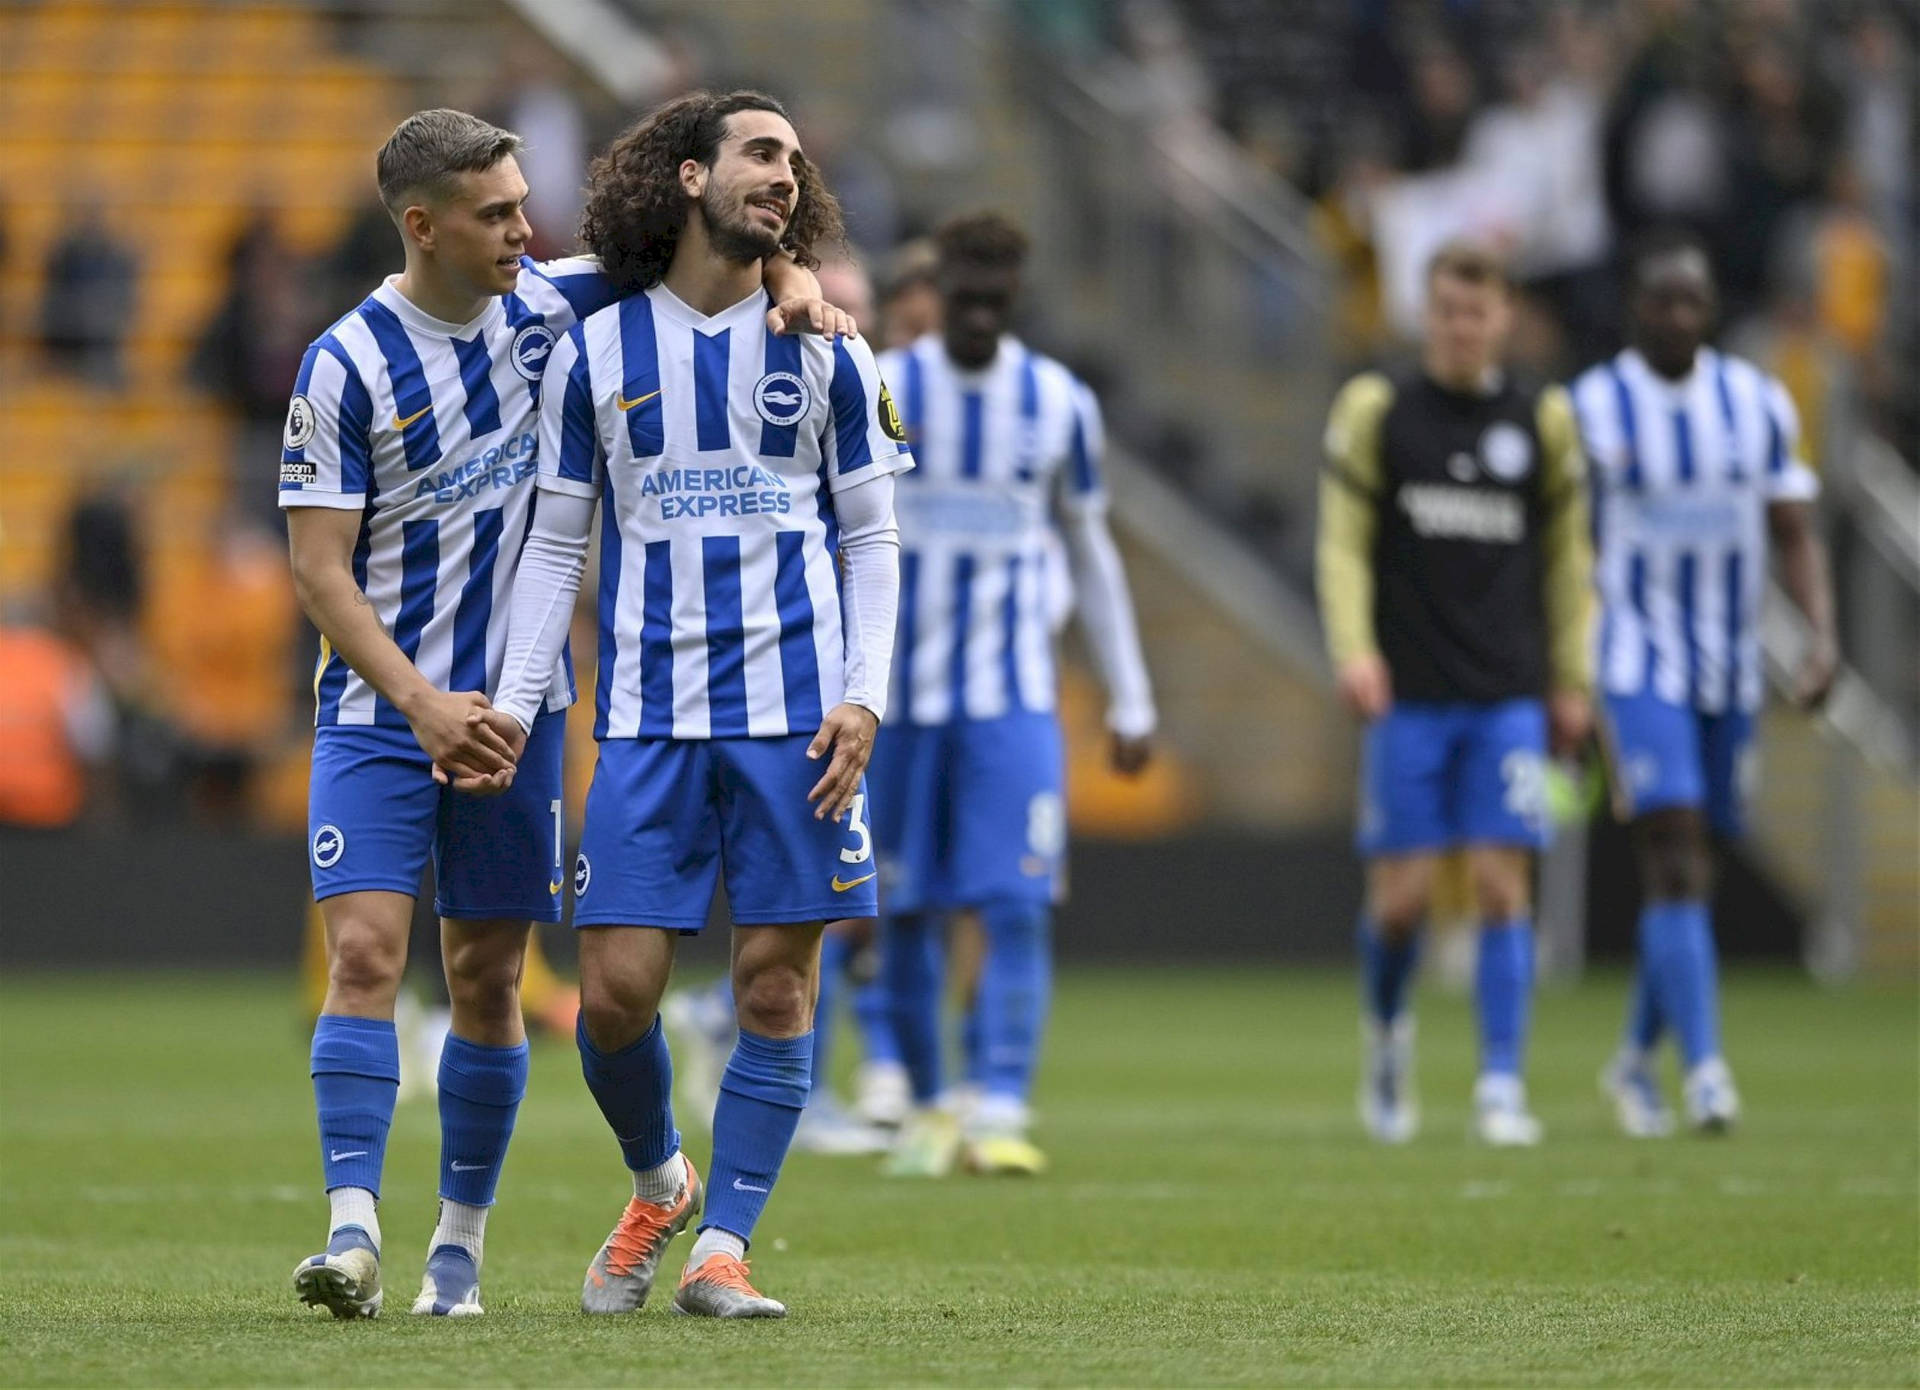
[0,968,1913,1387]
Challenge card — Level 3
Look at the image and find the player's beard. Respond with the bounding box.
[701,183,785,265]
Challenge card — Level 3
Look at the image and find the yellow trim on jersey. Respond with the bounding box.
[1535,385,1597,694]
[313,635,332,705]
[1315,372,1395,670]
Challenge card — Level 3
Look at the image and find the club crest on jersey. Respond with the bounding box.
[753,371,811,427]
[284,393,317,451]
[312,823,345,869]
[877,381,908,444]
[573,851,592,898]
[511,324,556,381]
[1479,422,1534,482]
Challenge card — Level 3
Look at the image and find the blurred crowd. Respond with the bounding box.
[3,0,1912,835]
[1145,0,1911,458]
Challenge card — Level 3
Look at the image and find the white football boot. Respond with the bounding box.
[1359,1016,1419,1144]
[1473,1072,1543,1147]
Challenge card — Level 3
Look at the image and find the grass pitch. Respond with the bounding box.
[0,967,1913,1386]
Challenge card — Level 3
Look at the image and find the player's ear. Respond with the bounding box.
[402,203,435,253]
[678,158,706,201]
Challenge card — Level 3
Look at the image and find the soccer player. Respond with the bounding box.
[659,252,903,1159]
[1575,231,1836,1136]
[873,212,1157,1177]
[486,90,909,1319]
[1317,240,1594,1147]
[282,108,839,1320]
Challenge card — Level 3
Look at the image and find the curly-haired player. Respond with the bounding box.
[487,90,912,1318]
[577,89,843,297]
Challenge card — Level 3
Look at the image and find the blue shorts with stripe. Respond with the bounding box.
[1357,699,1550,855]
[867,711,1066,915]
[307,709,567,920]
[1602,691,1755,837]
[571,734,877,930]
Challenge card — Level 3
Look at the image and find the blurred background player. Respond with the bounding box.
[874,212,1156,1177]
[876,239,942,351]
[487,90,909,1320]
[1317,239,1593,1147]
[1575,231,1837,1138]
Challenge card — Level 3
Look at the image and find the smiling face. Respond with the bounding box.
[686,109,801,263]
[408,155,532,300]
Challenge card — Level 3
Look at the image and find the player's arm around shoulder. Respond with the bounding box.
[764,254,859,341]
[1317,371,1395,721]
[1535,382,1596,753]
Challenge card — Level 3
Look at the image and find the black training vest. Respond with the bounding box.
[1371,368,1550,703]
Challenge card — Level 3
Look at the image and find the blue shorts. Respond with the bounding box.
[868,711,1066,915]
[1602,692,1755,837]
[1358,698,1550,856]
[572,734,876,930]
[308,710,567,921]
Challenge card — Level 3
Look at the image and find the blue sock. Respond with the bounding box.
[977,899,1051,1102]
[436,1034,529,1206]
[577,1013,679,1172]
[1639,899,1721,1068]
[1359,917,1422,1026]
[812,933,855,1093]
[960,996,985,1087]
[311,1014,400,1198]
[703,1028,811,1243]
[883,912,945,1103]
[1626,954,1664,1052]
[851,977,902,1067]
[1475,918,1535,1078]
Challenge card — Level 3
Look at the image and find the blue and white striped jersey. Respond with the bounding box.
[540,283,913,741]
[1572,346,1818,715]
[876,334,1107,727]
[279,256,618,726]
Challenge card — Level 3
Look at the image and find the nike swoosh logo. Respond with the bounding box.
[830,871,876,893]
[450,1161,488,1172]
[616,388,661,412]
[329,1150,368,1163]
[731,1177,770,1193]
[392,404,432,430]
[549,879,564,896]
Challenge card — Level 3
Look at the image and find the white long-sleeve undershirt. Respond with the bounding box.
[830,471,901,720]
[1059,498,1157,739]
[493,474,902,732]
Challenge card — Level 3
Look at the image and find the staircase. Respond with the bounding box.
[1750,711,1919,977]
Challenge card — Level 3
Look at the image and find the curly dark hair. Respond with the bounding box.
[579,90,843,296]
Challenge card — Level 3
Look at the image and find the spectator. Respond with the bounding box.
[55,493,185,822]
[38,198,137,386]
[0,621,114,829]
[494,46,590,261]
[191,211,316,519]
[1462,26,1615,363]
[145,508,300,821]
